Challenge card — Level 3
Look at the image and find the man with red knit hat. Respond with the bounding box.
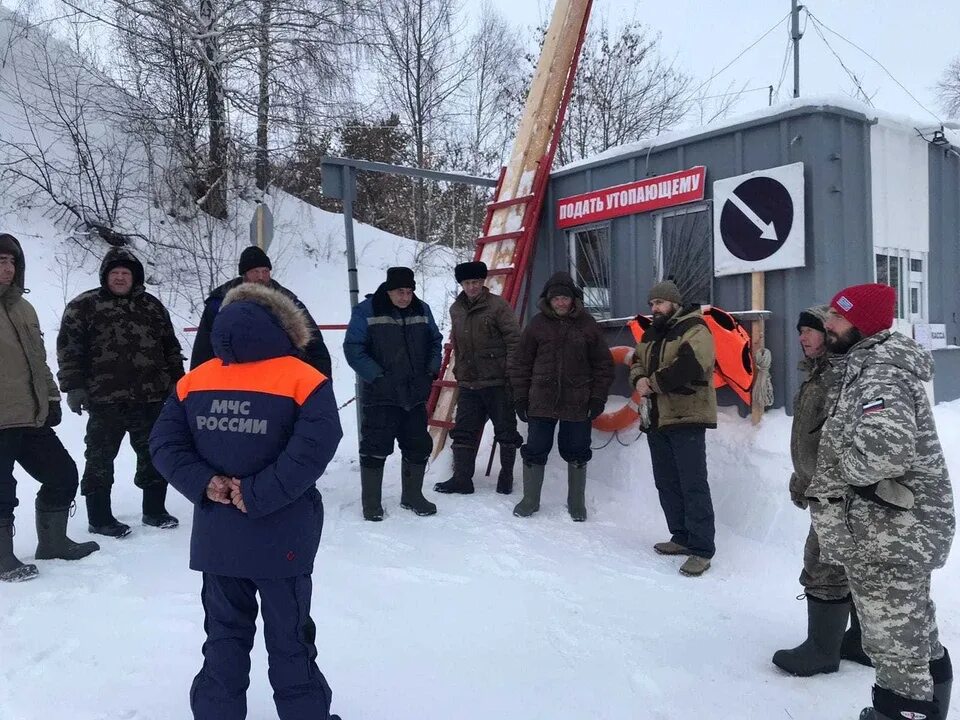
[806,283,955,720]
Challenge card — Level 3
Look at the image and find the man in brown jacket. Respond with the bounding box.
[508,271,613,521]
[435,261,523,495]
[0,233,99,582]
[773,306,870,676]
[630,280,716,577]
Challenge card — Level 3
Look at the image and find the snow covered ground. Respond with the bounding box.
[1,215,959,720]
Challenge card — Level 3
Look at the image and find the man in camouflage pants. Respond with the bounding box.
[773,305,870,676]
[807,283,954,720]
[58,248,185,538]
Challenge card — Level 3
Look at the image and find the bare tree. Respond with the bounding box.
[558,19,692,165]
[938,57,960,118]
[371,0,470,241]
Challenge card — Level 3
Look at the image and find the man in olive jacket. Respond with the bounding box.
[629,280,716,577]
[0,233,99,583]
[435,261,522,496]
[508,271,613,521]
[773,305,870,676]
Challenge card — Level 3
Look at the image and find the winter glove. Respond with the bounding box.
[514,399,529,424]
[790,491,809,510]
[587,397,606,420]
[66,389,88,415]
[45,401,62,428]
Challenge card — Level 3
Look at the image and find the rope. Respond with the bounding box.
[752,347,775,409]
[337,396,357,411]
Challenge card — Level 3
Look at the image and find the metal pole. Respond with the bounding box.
[791,0,802,98]
[342,166,362,433]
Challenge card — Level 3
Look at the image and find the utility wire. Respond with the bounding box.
[689,10,792,98]
[773,32,793,101]
[805,8,942,123]
[806,13,873,107]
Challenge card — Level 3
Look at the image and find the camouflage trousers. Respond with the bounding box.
[811,501,944,700]
[799,523,850,601]
[80,401,165,495]
[847,562,943,700]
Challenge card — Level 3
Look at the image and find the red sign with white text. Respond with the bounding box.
[556,166,707,229]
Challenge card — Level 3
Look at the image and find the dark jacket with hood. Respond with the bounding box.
[190,276,331,377]
[450,287,521,389]
[508,272,614,422]
[0,234,60,430]
[343,283,443,410]
[57,247,184,405]
[149,283,342,579]
[629,303,717,430]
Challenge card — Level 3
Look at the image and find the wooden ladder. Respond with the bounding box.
[426,0,594,458]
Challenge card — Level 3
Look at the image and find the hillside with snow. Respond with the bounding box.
[1,8,959,720]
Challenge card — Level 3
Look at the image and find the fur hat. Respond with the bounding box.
[221,282,312,349]
[384,266,416,291]
[647,279,683,306]
[830,283,896,337]
[455,261,487,283]
[239,246,272,276]
[797,304,829,334]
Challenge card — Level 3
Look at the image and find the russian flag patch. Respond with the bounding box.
[836,295,854,311]
[862,398,885,414]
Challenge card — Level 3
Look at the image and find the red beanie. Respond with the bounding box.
[830,283,896,336]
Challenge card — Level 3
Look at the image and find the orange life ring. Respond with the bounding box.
[592,346,643,432]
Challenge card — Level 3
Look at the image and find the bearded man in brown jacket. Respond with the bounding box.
[0,233,99,582]
[508,271,613,521]
[434,261,523,495]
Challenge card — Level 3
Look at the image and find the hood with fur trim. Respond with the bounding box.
[213,282,313,364]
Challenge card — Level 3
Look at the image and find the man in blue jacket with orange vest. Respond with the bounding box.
[150,282,343,720]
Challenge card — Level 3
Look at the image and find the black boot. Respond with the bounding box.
[497,445,516,495]
[772,595,850,676]
[142,483,179,529]
[567,462,587,521]
[360,465,384,521]
[842,600,874,667]
[513,463,544,517]
[433,446,476,494]
[85,490,132,538]
[35,502,100,560]
[400,460,437,516]
[932,648,952,719]
[859,685,941,720]
[0,517,38,582]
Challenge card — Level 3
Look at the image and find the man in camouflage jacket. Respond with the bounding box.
[808,283,954,720]
[58,247,185,538]
[434,261,522,496]
[773,305,870,677]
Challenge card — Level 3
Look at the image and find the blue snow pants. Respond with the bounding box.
[190,573,333,720]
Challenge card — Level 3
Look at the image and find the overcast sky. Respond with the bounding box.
[482,0,959,127]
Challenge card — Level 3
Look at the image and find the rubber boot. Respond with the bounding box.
[35,502,100,560]
[859,685,941,720]
[0,517,38,582]
[433,447,476,494]
[360,465,384,521]
[772,595,850,676]
[513,463,544,518]
[85,489,132,538]
[842,600,874,667]
[142,482,179,529]
[567,462,587,522]
[400,460,437,516]
[497,445,516,495]
[932,648,952,719]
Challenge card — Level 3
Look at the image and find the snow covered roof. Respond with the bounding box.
[554,94,960,177]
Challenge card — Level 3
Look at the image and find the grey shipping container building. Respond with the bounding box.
[532,96,960,411]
